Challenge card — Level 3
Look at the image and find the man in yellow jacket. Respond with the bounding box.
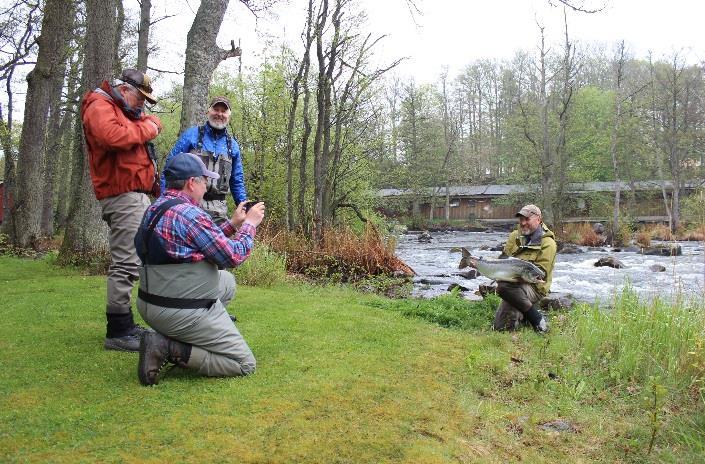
[494,204,557,333]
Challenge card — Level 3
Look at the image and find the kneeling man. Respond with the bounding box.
[135,152,265,386]
[494,204,556,333]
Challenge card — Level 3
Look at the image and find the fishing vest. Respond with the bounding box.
[136,197,219,309]
[191,125,234,202]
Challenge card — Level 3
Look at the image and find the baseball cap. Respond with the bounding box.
[209,96,231,110]
[120,68,157,104]
[515,204,542,218]
[164,153,219,181]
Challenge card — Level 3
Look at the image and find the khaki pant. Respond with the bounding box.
[137,271,256,377]
[100,192,151,314]
[493,282,543,331]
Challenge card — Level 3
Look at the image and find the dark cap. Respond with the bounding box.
[120,68,157,104]
[164,153,219,182]
[209,96,231,110]
[515,204,542,218]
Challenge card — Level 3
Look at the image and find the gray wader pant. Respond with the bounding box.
[494,282,543,331]
[200,199,229,226]
[137,261,256,376]
[100,191,151,317]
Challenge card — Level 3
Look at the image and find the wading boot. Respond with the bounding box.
[524,303,549,334]
[138,332,192,386]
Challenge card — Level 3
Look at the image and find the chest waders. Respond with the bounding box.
[136,198,220,308]
[190,125,234,225]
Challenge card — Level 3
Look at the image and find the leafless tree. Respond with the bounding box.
[0,0,41,236]
[284,0,314,230]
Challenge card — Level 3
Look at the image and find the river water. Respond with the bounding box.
[395,230,705,304]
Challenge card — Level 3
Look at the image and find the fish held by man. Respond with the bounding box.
[458,247,546,284]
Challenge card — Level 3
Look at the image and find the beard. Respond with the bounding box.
[208,115,228,130]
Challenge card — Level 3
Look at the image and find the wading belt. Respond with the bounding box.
[139,198,217,309]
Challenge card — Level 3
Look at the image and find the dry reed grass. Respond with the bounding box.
[257,223,414,281]
[680,224,705,241]
[643,223,674,241]
[635,231,651,247]
[560,223,605,246]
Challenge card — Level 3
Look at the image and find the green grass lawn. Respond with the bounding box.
[1,256,703,463]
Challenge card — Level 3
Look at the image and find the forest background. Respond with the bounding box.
[1,0,705,266]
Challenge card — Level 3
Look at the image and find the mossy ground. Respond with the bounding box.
[1,256,702,463]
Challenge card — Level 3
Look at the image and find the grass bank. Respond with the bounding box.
[1,256,704,463]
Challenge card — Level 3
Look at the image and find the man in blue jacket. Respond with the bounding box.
[165,96,247,224]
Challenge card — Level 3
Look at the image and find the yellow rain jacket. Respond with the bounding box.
[503,223,557,296]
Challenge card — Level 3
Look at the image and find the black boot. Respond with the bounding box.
[524,303,549,333]
[138,332,192,386]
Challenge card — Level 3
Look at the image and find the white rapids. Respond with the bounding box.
[394,230,705,303]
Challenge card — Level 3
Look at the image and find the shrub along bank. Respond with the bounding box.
[1,255,704,462]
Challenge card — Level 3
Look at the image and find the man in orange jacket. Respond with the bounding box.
[81,68,162,352]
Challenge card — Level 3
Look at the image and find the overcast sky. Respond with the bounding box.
[4,0,705,120]
[141,0,705,96]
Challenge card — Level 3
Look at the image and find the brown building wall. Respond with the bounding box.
[416,193,675,222]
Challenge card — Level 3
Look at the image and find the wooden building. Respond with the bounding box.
[378,180,704,224]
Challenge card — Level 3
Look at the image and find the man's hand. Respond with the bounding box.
[245,201,265,227]
[144,114,162,139]
[231,201,248,228]
[231,201,265,228]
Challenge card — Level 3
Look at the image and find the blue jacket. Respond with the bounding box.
[164,123,247,204]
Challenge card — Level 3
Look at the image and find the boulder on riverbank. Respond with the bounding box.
[595,256,626,269]
[558,244,584,254]
[490,243,505,252]
[539,293,576,311]
[454,269,478,279]
[642,244,682,256]
[418,231,432,243]
[447,283,470,292]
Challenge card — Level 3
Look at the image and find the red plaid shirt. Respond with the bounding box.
[143,190,256,268]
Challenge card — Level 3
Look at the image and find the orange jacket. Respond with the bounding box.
[81,82,162,200]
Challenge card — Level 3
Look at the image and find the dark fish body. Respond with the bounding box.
[458,247,545,284]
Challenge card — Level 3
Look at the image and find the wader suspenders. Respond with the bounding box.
[197,125,234,202]
[138,198,217,309]
[197,124,234,157]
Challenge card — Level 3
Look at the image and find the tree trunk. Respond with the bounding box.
[298,74,313,232]
[136,0,151,72]
[54,53,82,230]
[13,0,75,248]
[180,0,241,133]
[538,25,554,225]
[114,0,125,76]
[40,59,69,236]
[610,42,625,240]
[648,54,673,231]
[0,100,17,237]
[59,0,120,265]
[311,0,330,242]
[553,11,576,230]
[284,20,311,230]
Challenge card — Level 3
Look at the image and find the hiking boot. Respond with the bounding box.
[138,332,191,386]
[104,333,141,352]
[104,324,152,352]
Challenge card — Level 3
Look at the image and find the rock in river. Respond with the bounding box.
[594,256,626,269]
